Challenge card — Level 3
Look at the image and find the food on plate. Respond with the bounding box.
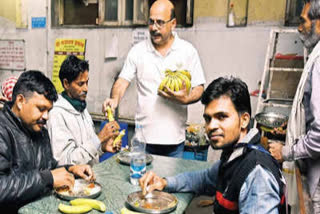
[106,106,115,122]
[55,180,100,197]
[70,198,106,212]
[58,203,92,214]
[113,129,125,147]
[158,69,191,93]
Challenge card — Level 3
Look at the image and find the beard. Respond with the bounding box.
[300,21,320,49]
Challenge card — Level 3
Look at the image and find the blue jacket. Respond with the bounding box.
[165,129,282,214]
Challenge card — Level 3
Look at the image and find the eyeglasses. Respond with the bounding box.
[148,18,173,28]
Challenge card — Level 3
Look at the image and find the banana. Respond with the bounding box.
[58,203,92,214]
[165,69,173,75]
[106,106,115,122]
[70,198,106,212]
[158,76,169,91]
[120,207,144,214]
[173,76,180,92]
[175,75,183,91]
[164,77,172,92]
[176,73,191,93]
[169,76,175,91]
[177,70,191,80]
[113,129,126,147]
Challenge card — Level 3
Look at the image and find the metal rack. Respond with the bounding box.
[254,28,306,126]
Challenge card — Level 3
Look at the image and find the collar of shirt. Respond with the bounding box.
[146,32,180,55]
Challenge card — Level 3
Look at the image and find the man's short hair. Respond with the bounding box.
[201,76,251,116]
[59,55,89,86]
[12,70,58,103]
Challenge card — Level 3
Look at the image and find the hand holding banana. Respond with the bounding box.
[158,69,192,103]
[105,106,125,149]
[158,69,191,93]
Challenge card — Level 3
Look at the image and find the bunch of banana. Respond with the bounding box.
[158,69,191,93]
[58,198,106,214]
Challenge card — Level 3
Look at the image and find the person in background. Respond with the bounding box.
[2,76,18,101]
[103,0,205,158]
[269,0,320,212]
[0,76,18,109]
[0,70,94,212]
[140,77,286,214]
[47,55,121,166]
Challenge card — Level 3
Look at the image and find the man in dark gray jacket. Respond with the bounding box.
[0,70,95,213]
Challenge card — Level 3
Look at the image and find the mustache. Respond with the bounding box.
[150,31,161,37]
[80,91,87,96]
[37,120,46,125]
[300,21,320,49]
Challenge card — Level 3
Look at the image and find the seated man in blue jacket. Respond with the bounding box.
[140,77,287,214]
[0,70,95,212]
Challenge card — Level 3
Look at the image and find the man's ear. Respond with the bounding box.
[15,94,25,110]
[63,79,69,90]
[240,112,251,129]
[171,18,177,31]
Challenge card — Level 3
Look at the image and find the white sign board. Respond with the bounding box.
[0,40,26,71]
[132,29,148,46]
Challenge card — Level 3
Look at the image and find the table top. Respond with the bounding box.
[19,155,212,214]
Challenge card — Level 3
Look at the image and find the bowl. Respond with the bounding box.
[255,111,288,128]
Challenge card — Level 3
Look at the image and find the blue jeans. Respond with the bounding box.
[146,142,184,158]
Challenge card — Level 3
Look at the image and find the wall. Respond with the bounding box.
[0,0,303,124]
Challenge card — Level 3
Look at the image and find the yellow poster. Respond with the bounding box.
[52,39,86,93]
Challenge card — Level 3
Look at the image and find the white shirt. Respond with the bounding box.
[119,33,205,145]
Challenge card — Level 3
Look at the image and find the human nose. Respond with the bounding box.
[83,83,88,92]
[207,118,219,130]
[42,110,49,121]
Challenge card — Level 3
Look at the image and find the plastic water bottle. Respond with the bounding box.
[130,124,146,185]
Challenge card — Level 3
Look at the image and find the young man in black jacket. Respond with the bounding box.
[0,70,95,213]
[140,77,287,213]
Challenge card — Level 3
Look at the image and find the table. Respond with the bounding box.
[19,155,212,214]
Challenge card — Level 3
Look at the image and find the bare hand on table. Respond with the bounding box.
[269,142,284,163]
[139,171,167,195]
[68,164,96,182]
[51,167,75,189]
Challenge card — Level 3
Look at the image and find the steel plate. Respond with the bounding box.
[126,191,178,214]
[116,151,153,165]
[255,111,288,128]
[54,179,102,201]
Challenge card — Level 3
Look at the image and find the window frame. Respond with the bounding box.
[52,0,193,27]
[285,0,304,26]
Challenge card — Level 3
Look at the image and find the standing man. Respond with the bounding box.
[47,55,121,166]
[0,70,94,212]
[140,77,286,213]
[103,0,205,158]
[269,0,320,212]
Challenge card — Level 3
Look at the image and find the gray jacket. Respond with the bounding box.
[282,41,320,197]
[47,95,102,166]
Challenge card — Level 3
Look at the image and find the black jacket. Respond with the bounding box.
[0,103,58,212]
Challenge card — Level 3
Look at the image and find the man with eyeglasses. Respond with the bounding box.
[103,0,205,158]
